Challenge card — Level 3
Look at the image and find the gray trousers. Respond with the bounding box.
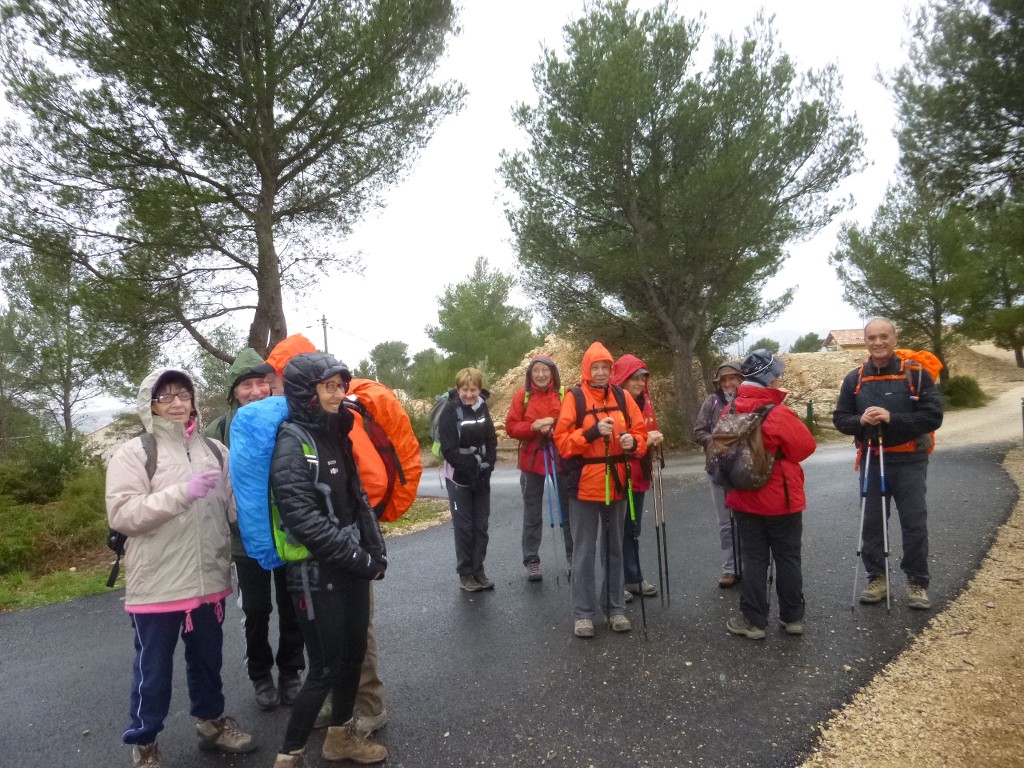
[861,459,930,587]
[446,479,490,577]
[520,471,573,566]
[569,498,626,620]
[708,477,738,575]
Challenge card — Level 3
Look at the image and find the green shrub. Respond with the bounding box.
[939,375,989,409]
[0,437,88,504]
[0,463,108,575]
[405,402,433,448]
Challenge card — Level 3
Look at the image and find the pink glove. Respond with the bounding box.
[186,470,221,501]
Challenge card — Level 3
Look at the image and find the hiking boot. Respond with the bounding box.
[779,619,804,636]
[132,742,160,768]
[322,723,388,764]
[526,560,542,582]
[907,584,931,610]
[626,581,658,597]
[196,715,256,754]
[253,673,279,710]
[573,619,594,638]
[859,576,888,604]
[354,709,388,738]
[314,700,333,729]
[459,574,482,592]
[610,614,632,633]
[474,572,495,590]
[279,670,303,706]
[273,750,305,768]
[624,589,633,603]
[718,572,738,588]
[726,615,766,640]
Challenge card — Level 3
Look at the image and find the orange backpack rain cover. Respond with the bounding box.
[347,378,423,522]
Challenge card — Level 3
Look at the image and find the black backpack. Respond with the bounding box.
[105,432,224,587]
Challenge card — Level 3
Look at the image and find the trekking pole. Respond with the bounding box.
[541,441,562,586]
[878,428,891,613]
[625,450,648,640]
[546,442,569,582]
[652,449,665,607]
[604,436,612,628]
[655,445,670,607]
[851,433,872,613]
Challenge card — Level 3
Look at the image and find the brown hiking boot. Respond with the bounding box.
[195,715,255,754]
[907,584,931,610]
[859,576,888,604]
[322,723,388,764]
[273,750,305,768]
[132,742,160,767]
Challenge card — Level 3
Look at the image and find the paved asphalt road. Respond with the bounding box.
[0,440,1016,768]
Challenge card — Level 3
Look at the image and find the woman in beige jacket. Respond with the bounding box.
[106,368,254,768]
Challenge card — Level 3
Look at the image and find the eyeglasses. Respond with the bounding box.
[153,391,193,404]
[319,381,345,394]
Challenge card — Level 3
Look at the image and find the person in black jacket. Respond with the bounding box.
[270,353,387,768]
[832,318,944,611]
[439,367,498,593]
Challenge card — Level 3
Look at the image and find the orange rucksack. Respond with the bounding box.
[345,379,422,523]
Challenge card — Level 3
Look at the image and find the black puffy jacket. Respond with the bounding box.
[438,389,497,489]
[270,352,386,590]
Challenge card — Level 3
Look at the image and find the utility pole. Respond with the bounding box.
[320,315,329,353]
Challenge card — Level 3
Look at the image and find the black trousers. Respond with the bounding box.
[733,510,804,628]
[281,574,370,753]
[234,555,305,680]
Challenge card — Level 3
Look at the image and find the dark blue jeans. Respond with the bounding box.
[734,511,804,629]
[282,574,370,753]
[622,491,646,585]
[861,458,930,587]
[123,599,226,746]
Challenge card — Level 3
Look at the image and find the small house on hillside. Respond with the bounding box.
[823,329,865,351]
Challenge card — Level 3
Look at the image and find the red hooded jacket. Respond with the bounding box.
[724,384,816,516]
[554,343,648,503]
[610,354,659,493]
[505,355,564,475]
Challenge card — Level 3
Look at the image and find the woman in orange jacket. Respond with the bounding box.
[554,343,648,639]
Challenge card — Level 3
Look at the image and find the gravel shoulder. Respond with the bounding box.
[801,351,1024,767]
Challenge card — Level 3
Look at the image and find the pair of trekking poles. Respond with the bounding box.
[851,426,891,613]
[597,441,671,641]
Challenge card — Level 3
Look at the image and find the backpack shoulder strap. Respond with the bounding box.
[571,385,587,429]
[610,384,631,428]
[217,414,227,443]
[201,436,224,471]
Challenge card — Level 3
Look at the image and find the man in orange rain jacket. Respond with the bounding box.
[554,342,647,639]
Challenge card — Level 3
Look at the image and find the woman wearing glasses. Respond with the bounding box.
[106,369,254,768]
[270,352,388,767]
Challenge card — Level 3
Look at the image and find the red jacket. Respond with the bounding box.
[554,343,648,503]
[725,384,816,516]
[610,354,659,493]
[505,384,564,475]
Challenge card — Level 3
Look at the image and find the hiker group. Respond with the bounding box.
[104,315,942,767]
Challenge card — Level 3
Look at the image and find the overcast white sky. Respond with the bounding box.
[291,0,926,365]
[1,1,925,371]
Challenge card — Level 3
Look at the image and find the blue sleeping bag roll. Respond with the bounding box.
[229,395,289,570]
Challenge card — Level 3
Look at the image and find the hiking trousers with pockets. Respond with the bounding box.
[446,478,491,578]
[861,458,930,588]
